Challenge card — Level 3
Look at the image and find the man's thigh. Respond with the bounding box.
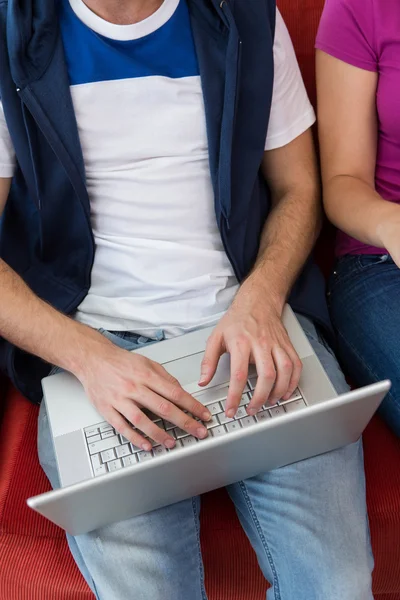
[37,386,206,600]
[227,315,373,600]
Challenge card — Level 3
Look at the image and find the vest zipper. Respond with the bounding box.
[217,0,243,281]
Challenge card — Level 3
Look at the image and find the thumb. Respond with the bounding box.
[199,333,223,386]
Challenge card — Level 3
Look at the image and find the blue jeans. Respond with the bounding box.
[329,254,400,438]
[37,315,373,600]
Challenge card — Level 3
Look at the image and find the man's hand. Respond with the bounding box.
[199,128,320,418]
[199,274,302,418]
[76,334,211,451]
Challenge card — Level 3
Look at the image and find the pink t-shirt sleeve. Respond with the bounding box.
[316,0,378,72]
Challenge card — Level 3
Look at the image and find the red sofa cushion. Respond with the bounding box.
[1,386,400,600]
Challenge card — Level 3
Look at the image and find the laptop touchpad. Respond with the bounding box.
[162,352,231,393]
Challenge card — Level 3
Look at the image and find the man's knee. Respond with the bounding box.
[325,565,373,600]
[317,538,374,600]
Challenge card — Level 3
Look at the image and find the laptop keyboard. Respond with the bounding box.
[85,379,307,477]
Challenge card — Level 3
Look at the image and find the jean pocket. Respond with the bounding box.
[356,254,390,269]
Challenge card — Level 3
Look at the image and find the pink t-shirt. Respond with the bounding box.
[316,0,400,256]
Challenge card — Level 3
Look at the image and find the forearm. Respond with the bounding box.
[324,175,399,249]
[247,185,321,312]
[0,259,110,376]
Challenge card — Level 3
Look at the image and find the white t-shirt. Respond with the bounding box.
[0,0,315,337]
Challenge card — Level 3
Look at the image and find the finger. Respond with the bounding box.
[135,387,209,440]
[225,340,251,418]
[150,365,211,422]
[106,409,152,451]
[199,333,224,386]
[247,348,276,414]
[282,349,303,400]
[269,347,293,405]
[119,400,177,448]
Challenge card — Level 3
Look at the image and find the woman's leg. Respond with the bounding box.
[329,254,400,437]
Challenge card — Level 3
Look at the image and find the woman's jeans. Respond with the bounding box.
[329,253,400,437]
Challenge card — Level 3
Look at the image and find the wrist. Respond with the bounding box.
[238,269,286,316]
[59,322,113,379]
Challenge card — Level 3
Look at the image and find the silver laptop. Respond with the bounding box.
[28,306,390,535]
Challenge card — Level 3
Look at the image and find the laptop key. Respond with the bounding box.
[137,451,153,462]
[99,422,114,433]
[218,412,234,425]
[287,389,302,402]
[119,435,131,445]
[168,440,183,452]
[211,425,227,438]
[181,435,198,447]
[101,430,116,440]
[205,415,219,429]
[240,416,256,428]
[143,410,160,422]
[116,444,131,458]
[222,395,248,411]
[163,420,175,431]
[108,459,123,472]
[130,443,141,454]
[85,426,99,438]
[248,377,258,391]
[91,453,101,470]
[88,434,101,443]
[207,402,223,416]
[255,410,270,423]
[153,445,169,457]
[93,464,107,477]
[233,406,247,420]
[174,428,189,439]
[101,448,117,463]
[122,454,138,467]
[149,438,161,448]
[226,420,242,433]
[240,394,250,407]
[88,435,120,455]
[284,399,306,413]
[269,406,285,418]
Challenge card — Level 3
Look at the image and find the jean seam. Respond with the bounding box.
[191,497,207,600]
[238,481,281,600]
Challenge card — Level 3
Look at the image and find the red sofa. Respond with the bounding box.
[1,1,400,599]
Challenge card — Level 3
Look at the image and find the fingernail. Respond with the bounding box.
[165,439,175,449]
[226,409,235,418]
[142,442,152,451]
[198,374,207,384]
[248,408,256,416]
[202,411,211,421]
[197,427,208,439]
